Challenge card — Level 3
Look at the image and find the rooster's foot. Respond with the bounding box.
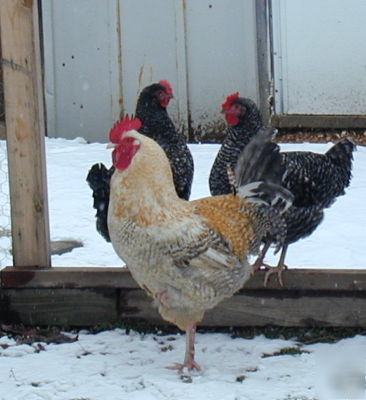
[166,360,202,373]
[263,264,288,287]
[251,261,272,275]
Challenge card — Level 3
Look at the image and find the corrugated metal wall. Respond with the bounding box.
[42,0,258,142]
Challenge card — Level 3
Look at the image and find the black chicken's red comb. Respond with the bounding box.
[159,80,173,96]
[221,92,240,111]
[109,115,142,143]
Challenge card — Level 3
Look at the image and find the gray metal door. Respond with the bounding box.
[271,0,366,126]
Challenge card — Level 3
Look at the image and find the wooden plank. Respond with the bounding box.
[0,121,5,139]
[271,113,366,129]
[255,0,272,125]
[1,266,366,291]
[0,0,51,267]
[1,286,365,327]
[1,288,118,326]
[118,289,366,328]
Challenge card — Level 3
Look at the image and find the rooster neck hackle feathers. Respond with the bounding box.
[109,132,188,225]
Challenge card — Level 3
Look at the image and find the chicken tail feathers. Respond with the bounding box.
[234,127,283,187]
[234,127,293,213]
[326,137,356,170]
[238,181,293,213]
[86,163,114,242]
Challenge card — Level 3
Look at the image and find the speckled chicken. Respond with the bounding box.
[107,116,293,371]
[255,139,356,285]
[135,80,194,200]
[86,80,194,242]
[209,92,263,196]
[208,95,356,285]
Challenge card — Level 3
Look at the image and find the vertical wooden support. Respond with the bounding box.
[255,0,272,125]
[0,0,51,267]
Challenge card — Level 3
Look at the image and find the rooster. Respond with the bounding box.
[209,92,263,196]
[107,115,293,371]
[86,80,194,242]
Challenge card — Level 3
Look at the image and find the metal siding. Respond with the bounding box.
[185,0,258,138]
[42,0,120,141]
[272,0,366,115]
[117,0,187,131]
[42,0,259,141]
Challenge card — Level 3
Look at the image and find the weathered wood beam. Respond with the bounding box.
[1,266,366,291]
[119,288,366,328]
[255,0,272,125]
[1,286,365,327]
[271,113,366,129]
[0,0,51,266]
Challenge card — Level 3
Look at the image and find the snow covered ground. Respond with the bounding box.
[0,138,365,399]
[1,138,365,269]
[0,328,365,400]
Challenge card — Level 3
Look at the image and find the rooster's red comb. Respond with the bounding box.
[159,80,173,96]
[109,115,142,143]
[221,92,240,111]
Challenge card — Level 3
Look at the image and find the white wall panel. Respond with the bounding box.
[272,0,366,115]
[42,0,120,141]
[42,0,259,141]
[184,0,258,139]
[118,0,188,132]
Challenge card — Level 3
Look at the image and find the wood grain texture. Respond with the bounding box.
[1,285,365,327]
[1,267,366,327]
[0,0,50,266]
[2,267,366,291]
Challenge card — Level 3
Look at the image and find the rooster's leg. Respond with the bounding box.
[251,241,271,274]
[166,324,202,373]
[263,245,288,287]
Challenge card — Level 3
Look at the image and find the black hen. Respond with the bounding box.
[86,163,114,242]
[253,138,356,285]
[209,93,263,196]
[135,80,194,200]
[208,96,355,285]
[86,80,194,242]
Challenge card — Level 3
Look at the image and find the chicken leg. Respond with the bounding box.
[167,324,201,372]
[263,244,288,287]
[251,241,271,274]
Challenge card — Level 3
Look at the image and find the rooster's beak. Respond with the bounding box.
[107,143,116,149]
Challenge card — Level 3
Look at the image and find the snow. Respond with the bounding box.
[2,138,365,269]
[0,329,365,400]
[0,138,365,399]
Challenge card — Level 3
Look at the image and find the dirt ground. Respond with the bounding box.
[276,128,366,146]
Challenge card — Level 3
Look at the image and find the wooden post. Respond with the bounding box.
[255,0,272,125]
[0,0,51,267]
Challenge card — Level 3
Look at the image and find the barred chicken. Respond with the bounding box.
[107,116,293,371]
[208,95,356,285]
[135,80,194,200]
[209,92,263,196]
[86,80,194,242]
[255,138,356,285]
